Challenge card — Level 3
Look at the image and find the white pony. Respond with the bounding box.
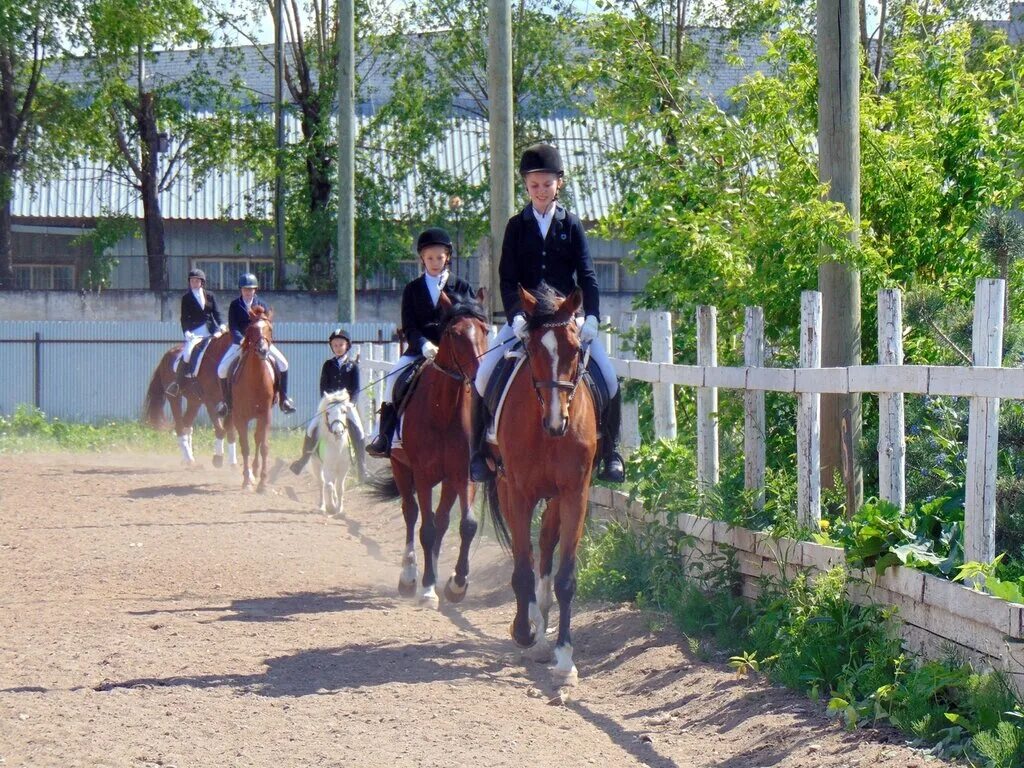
[309,390,354,517]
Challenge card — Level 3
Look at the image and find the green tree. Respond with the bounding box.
[0,0,79,289]
[75,0,246,290]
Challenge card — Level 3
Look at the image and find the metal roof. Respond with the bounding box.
[12,116,629,225]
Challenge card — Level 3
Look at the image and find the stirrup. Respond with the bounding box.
[366,434,391,459]
[280,397,296,414]
[216,401,230,418]
[165,382,181,397]
[597,452,625,483]
[469,453,494,482]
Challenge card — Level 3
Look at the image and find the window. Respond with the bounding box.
[14,265,75,290]
[593,260,619,292]
[358,261,420,291]
[193,259,275,290]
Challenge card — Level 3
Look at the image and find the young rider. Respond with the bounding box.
[469,143,625,483]
[365,227,474,458]
[290,328,368,480]
[215,272,296,417]
[167,267,223,397]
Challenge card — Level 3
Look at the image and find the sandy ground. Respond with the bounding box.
[0,451,945,768]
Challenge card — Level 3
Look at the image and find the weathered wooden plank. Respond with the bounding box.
[794,367,850,393]
[704,366,748,389]
[797,291,822,530]
[697,305,719,498]
[847,364,928,394]
[660,364,704,387]
[746,367,796,393]
[650,312,677,440]
[878,289,906,511]
[744,307,766,513]
[625,360,660,383]
[616,313,641,456]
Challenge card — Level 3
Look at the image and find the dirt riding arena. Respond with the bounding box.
[1,452,942,767]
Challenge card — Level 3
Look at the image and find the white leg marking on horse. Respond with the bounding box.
[401,545,417,586]
[540,330,561,428]
[421,584,439,608]
[553,643,578,684]
[178,433,194,463]
[227,442,238,465]
[537,574,554,632]
[447,572,467,596]
[214,437,224,456]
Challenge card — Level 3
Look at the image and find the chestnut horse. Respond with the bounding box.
[231,307,277,491]
[482,285,599,685]
[390,288,489,608]
[143,333,238,466]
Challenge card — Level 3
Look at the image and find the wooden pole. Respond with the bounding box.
[618,312,641,456]
[744,306,766,512]
[877,289,905,512]
[798,291,822,529]
[486,0,513,322]
[650,311,677,440]
[696,305,719,494]
[965,278,1005,564]
[335,0,355,322]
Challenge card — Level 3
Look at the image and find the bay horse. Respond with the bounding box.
[390,288,489,608]
[483,285,599,685]
[231,306,277,492]
[143,333,238,466]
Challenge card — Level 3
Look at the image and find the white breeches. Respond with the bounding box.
[382,354,420,402]
[217,342,288,379]
[474,319,618,398]
[305,405,364,440]
[182,326,213,363]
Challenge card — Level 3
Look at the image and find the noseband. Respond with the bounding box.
[525,317,587,408]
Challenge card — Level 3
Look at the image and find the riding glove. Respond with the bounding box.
[511,314,529,342]
[422,341,439,360]
[580,315,600,343]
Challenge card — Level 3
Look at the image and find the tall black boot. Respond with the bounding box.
[278,369,296,414]
[216,377,232,417]
[597,391,625,483]
[349,427,369,482]
[469,390,494,482]
[366,403,398,458]
[290,431,318,475]
[166,358,188,397]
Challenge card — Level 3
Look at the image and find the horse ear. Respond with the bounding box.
[476,287,487,305]
[563,287,583,317]
[438,291,453,311]
[518,285,537,317]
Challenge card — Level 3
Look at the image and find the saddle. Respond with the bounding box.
[390,357,427,446]
[484,344,609,443]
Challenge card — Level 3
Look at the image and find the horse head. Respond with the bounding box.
[320,390,351,439]
[436,287,490,383]
[243,306,274,360]
[519,283,584,437]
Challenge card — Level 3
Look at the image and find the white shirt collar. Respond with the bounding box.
[424,269,449,306]
[532,205,555,239]
[192,287,205,305]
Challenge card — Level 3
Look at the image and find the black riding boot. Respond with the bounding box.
[469,390,494,482]
[290,431,318,475]
[349,427,369,481]
[166,358,189,397]
[597,391,626,483]
[278,369,296,414]
[366,403,398,458]
[216,378,232,417]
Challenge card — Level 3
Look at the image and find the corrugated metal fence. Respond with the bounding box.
[0,321,397,429]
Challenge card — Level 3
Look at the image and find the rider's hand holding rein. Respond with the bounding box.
[580,315,600,344]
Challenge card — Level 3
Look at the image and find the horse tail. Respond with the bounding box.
[142,357,169,428]
[365,471,400,500]
[483,477,511,552]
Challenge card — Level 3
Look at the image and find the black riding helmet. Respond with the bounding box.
[416,227,453,254]
[188,267,207,284]
[328,327,351,344]
[519,143,563,176]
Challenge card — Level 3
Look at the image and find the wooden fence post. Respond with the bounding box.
[697,305,719,494]
[798,291,822,529]
[744,307,766,512]
[877,289,906,512]
[618,312,641,456]
[965,278,1005,564]
[650,312,677,440]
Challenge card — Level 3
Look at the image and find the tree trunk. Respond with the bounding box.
[301,103,333,289]
[137,93,167,291]
[0,193,13,289]
[818,0,863,512]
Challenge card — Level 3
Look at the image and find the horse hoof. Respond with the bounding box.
[398,578,417,598]
[443,576,468,603]
[212,455,223,468]
[552,666,579,687]
[510,621,537,649]
[420,588,439,609]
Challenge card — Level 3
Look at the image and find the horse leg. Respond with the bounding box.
[550,493,588,686]
[444,479,477,604]
[181,398,202,465]
[237,420,253,489]
[255,418,270,493]
[225,413,239,467]
[530,498,561,662]
[415,479,440,608]
[393,461,418,597]
[429,480,458,601]
[503,484,538,649]
[211,408,226,468]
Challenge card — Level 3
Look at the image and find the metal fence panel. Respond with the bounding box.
[0,321,397,426]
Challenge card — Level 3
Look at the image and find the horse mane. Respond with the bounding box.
[318,389,351,410]
[441,288,488,329]
[249,305,272,321]
[525,281,567,328]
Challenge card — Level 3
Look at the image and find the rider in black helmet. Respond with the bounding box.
[167,267,223,397]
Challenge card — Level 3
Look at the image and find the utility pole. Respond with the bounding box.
[817,0,862,511]
[487,0,513,321]
[273,0,286,290]
[336,0,355,322]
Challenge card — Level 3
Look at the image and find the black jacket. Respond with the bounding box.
[499,203,599,320]
[400,273,473,355]
[180,290,223,334]
[320,356,359,401]
[228,296,270,344]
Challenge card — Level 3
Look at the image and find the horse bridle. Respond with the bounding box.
[524,317,589,409]
[325,404,349,436]
[429,322,476,385]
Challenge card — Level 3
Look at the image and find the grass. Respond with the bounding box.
[0,405,306,456]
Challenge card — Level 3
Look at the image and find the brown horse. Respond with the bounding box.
[143,333,238,466]
[389,288,489,608]
[231,306,277,492]
[483,284,599,685]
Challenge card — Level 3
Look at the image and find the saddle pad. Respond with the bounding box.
[393,358,425,415]
[192,336,213,373]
